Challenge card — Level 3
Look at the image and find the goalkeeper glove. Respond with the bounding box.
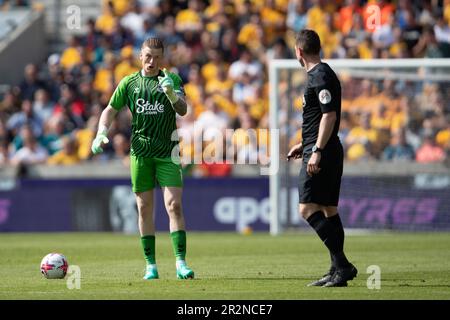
[91,125,109,155]
[158,68,179,104]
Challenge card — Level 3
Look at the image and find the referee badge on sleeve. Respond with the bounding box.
[319,89,332,104]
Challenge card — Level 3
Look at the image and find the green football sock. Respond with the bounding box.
[141,235,156,265]
[170,230,186,261]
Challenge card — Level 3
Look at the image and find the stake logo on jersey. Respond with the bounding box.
[109,70,185,158]
[136,98,165,115]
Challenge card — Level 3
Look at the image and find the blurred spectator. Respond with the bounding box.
[184,65,204,112]
[232,71,258,103]
[51,99,85,133]
[337,0,362,36]
[260,0,286,45]
[53,84,86,120]
[0,121,9,166]
[70,49,96,84]
[345,112,379,160]
[196,97,229,141]
[238,13,264,52]
[111,132,130,167]
[175,0,203,33]
[372,15,395,50]
[307,0,329,35]
[228,49,262,83]
[60,36,82,70]
[109,20,134,51]
[233,112,259,164]
[19,64,46,101]
[114,46,139,84]
[418,0,436,26]
[120,1,145,37]
[416,135,446,163]
[134,18,158,49]
[287,0,308,33]
[370,103,391,131]
[220,29,240,63]
[382,129,415,161]
[159,16,183,47]
[47,136,81,165]
[206,67,233,96]
[77,80,95,109]
[0,143,9,166]
[445,0,450,25]
[6,99,43,137]
[96,1,118,35]
[436,118,450,152]
[107,0,130,17]
[83,18,102,52]
[201,49,227,84]
[75,116,98,161]
[413,26,446,58]
[139,0,161,15]
[402,9,422,54]
[434,15,450,44]
[0,88,21,120]
[94,52,116,94]
[338,111,352,146]
[44,54,64,102]
[10,126,48,166]
[32,89,54,122]
[39,117,65,156]
[266,37,293,60]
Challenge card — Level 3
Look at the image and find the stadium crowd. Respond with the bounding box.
[1,0,450,175]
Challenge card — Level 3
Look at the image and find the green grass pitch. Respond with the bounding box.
[0,232,449,299]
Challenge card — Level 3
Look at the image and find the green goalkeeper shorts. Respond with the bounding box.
[130,155,183,192]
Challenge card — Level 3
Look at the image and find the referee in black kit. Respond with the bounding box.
[287,29,357,287]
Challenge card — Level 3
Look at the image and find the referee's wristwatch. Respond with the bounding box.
[312,145,323,153]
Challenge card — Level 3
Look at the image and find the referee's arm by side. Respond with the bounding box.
[315,111,337,149]
[307,83,338,176]
[315,81,338,150]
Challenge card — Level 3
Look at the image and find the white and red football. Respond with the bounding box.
[40,253,69,279]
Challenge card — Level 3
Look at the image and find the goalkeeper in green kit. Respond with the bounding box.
[91,38,194,280]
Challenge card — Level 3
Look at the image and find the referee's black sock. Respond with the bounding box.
[327,214,345,252]
[307,211,350,269]
[327,213,350,268]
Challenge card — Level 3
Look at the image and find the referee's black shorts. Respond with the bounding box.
[298,143,344,207]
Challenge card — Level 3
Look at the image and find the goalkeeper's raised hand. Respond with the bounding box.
[158,68,179,104]
[91,127,109,155]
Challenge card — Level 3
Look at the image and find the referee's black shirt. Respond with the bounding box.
[301,62,341,150]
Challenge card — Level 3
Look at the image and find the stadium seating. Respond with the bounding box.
[0,0,449,173]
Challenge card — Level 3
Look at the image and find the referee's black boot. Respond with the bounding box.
[322,264,357,287]
[307,267,335,287]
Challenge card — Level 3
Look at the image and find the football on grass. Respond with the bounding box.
[40,253,68,279]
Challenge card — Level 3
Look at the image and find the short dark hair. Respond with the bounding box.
[142,37,164,53]
[296,29,321,55]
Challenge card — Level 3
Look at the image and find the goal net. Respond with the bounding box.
[269,59,450,235]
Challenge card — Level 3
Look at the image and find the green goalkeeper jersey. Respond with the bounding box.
[109,69,184,158]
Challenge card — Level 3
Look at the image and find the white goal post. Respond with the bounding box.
[269,58,450,236]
